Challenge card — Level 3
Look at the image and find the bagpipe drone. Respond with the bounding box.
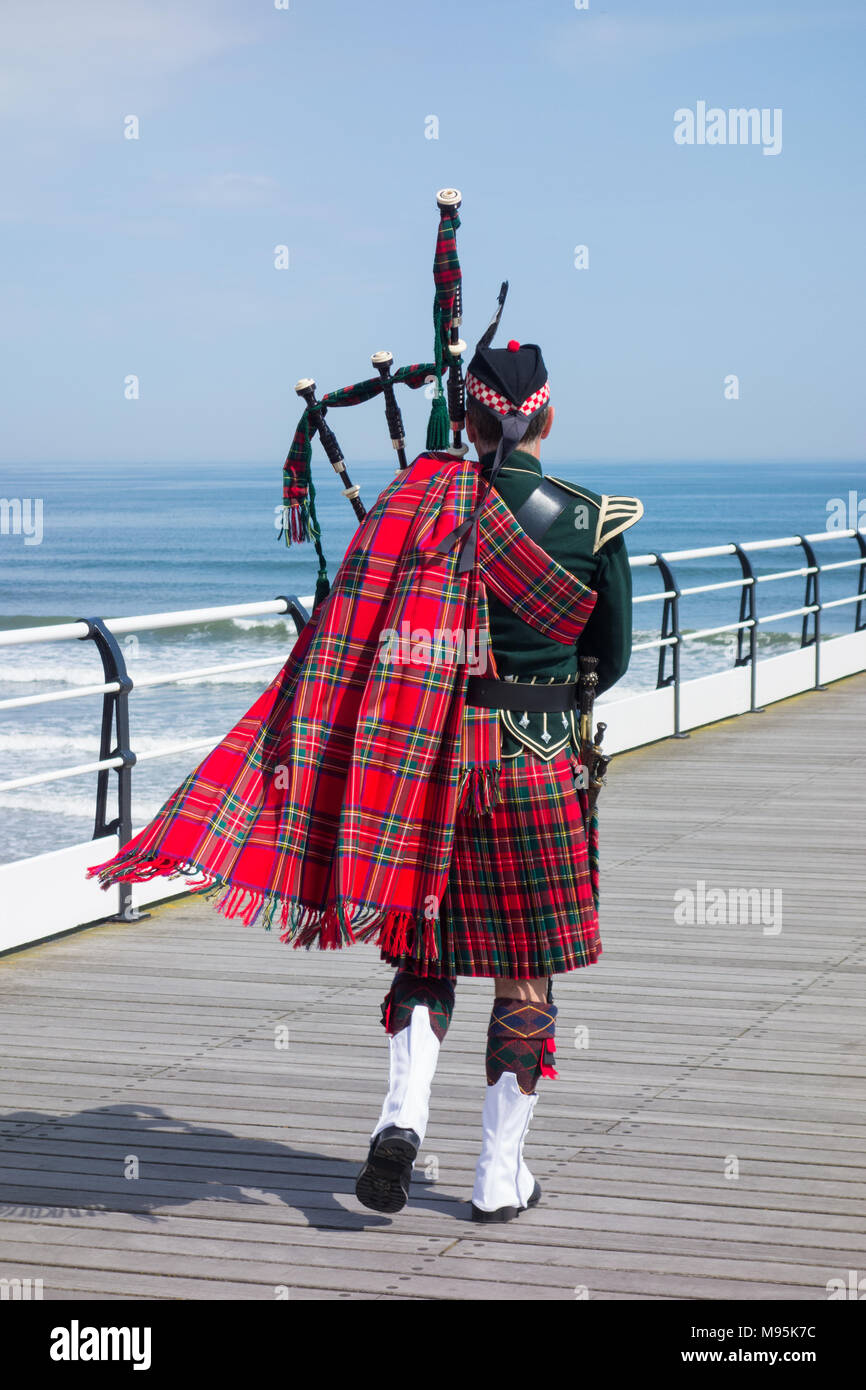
[279,188,508,608]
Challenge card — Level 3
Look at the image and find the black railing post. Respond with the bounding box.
[653,555,687,738]
[654,559,676,690]
[731,543,763,713]
[274,595,311,635]
[853,530,866,633]
[797,537,825,690]
[77,617,139,923]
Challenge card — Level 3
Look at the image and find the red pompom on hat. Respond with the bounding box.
[465,341,549,420]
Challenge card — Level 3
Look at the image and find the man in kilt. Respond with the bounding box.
[87,337,641,1226]
[358,338,643,1220]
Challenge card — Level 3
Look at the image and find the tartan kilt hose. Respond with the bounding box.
[380,748,601,979]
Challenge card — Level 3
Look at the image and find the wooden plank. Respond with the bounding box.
[0,671,863,1300]
[0,1212,856,1272]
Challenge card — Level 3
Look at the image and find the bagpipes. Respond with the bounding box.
[282,192,613,825]
[280,188,507,607]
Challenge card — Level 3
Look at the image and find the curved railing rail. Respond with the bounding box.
[629,527,866,736]
[1,527,864,922]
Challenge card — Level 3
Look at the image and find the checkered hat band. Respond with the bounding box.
[466,372,550,418]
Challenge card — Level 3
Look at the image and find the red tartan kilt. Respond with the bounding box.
[380,748,601,979]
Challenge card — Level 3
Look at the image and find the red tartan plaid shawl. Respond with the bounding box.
[87,453,597,961]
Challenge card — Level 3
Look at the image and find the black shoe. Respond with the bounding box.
[470,1178,542,1224]
[355,1125,420,1214]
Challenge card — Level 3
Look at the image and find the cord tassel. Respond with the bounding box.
[540,1038,558,1081]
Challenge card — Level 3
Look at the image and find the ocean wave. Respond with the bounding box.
[1,611,306,633]
[0,789,163,819]
[0,616,81,630]
[118,616,302,643]
[0,663,118,687]
[231,615,294,632]
[151,665,283,686]
[0,657,285,688]
[0,731,206,757]
[679,627,803,650]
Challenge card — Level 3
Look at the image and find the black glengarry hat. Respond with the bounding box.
[465,340,550,429]
[465,339,550,489]
[434,284,551,572]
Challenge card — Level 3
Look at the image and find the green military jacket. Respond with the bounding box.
[479,448,643,760]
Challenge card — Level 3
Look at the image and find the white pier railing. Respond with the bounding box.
[1,528,865,953]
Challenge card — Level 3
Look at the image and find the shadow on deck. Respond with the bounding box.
[1,673,864,1300]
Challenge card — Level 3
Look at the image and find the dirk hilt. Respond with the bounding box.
[578,654,599,744]
[295,378,367,524]
[371,351,408,470]
[436,187,468,457]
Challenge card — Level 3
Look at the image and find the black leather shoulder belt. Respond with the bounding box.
[512,477,569,544]
[466,477,577,712]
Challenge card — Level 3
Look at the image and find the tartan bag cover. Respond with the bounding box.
[87,452,597,962]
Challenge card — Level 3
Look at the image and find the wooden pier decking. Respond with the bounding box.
[1,673,864,1301]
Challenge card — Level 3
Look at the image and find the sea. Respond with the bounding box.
[1,458,863,864]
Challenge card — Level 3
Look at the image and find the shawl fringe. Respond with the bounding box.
[86,848,442,961]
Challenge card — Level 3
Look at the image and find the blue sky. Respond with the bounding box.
[1,0,864,465]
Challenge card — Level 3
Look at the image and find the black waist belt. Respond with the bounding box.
[465,677,577,712]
